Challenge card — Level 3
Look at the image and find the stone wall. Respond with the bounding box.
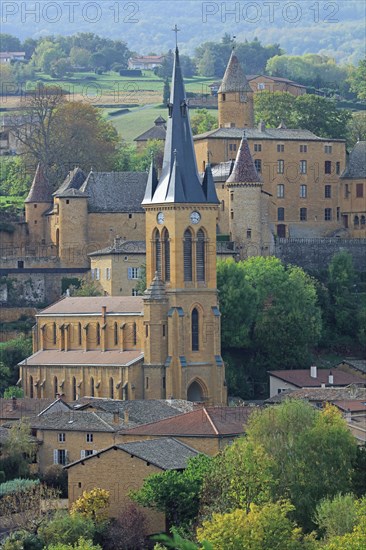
[274,238,366,272]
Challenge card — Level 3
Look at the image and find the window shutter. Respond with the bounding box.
[93,450,97,455]
[128,267,132,280]
[80,450,86,459]
[53,449,58,464]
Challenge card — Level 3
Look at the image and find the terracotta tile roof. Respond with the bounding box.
[65,437,199,471]
[269,369,365,388]
[18,349,143,367]
[118,406,253,437]
[332,400,366,413]
[0,398,55,421]
[37,296,143,315]
[266,387,366,404]
[226,137,262,184]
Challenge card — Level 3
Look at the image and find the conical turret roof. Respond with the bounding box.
[218,50,252,94]
[226,136,262,184]
[143,272,167,300]
[25,164,53,203]
[142,47,218,205]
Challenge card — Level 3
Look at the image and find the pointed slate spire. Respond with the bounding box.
[218,50,252,94]
[202,163,219,203]
[25,164,53,203]
[143,158,159,202]
[142,47,209,204]
[226,135,262,184]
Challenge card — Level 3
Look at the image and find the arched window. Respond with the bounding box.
[29,375,34,399]
[133,322,137,346]
[361,215,366,226]
[90,377,95,397]
[184,229,193,282]
[114,322,118,345]
[354,215,360,227]
[54,376,58,397]
[109,377,114,399]
[96,323,101,346]
[196,229,205,282]
[192,308,199,351]
[154,229,161,276]
[72,377,77,401]
[53,322,57,345]
[78,322,82,346]
[163,228,170,281]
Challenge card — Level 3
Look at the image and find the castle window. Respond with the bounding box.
[133,322,137,346]
[17,261,24,269]
[162,324,166,337]
[300,145,307,153]
[128,267,140,279]
[324,208,332,221]
[222,200,225,211]
[105,268,111,280]
[300,185,307,198]
[361,215,366,226]
[66,200,69,205]
[222,93,226,101]
[230,210,234,220]
[86,433,93,443]
[336,162,340,175]
[34,220,37,224]
[154,229,161,276]
[229,143,236,152]
[34,204,37,208]
[132,289,138,296]
[196,229,205,282]
[54,376,58,398]
[277,144,284,152]
[324,145,332,154]
[146,377,149,390]
[345,184,350,198]
[78,323,82,346]
[109,378,114,399]
[300,208,307,221]
[163,228,170,282]
[254,159,262,173]
[247,229,252,239]
[72,377,77,401]
[146,325,148,338]
[53,323,57,345]
[163,376,166,389]
[191,308,199,351]
[114,322,118,345]
[354,215,360,227]
[300,160,307,174]
[254,144,261,152]
[96,323,100,346]
[258,83,265,90]
[230,191,234,202]
[277,160,284,174]
[325,185,332,198]
[277,184,284,198]
[183,229,193,282]
[90,377,95,397]
[29,376,34,398]
[325,161,332,174]
[277,208,285,221]
[356,183,364,198]
[58,433,65,443]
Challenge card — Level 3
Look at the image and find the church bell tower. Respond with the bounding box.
[142,45,227,405]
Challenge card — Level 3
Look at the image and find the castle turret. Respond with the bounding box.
[25,164,53,245]
[142,46,226,404]
[218,50,254,128]
[226,135,269,255]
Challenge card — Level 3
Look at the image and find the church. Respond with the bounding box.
[19,46,227,406]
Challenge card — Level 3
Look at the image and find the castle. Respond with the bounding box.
[19,47,227,405]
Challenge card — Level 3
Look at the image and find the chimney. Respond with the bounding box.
[328,371,334,385]
[258,120,266,132]
[124,409,129,424]
[310,365,317,378]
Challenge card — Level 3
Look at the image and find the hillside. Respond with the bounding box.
[2,0,364,64]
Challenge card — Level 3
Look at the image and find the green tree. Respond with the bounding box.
[71,277,103,297]
[31,40,66,74]
[0,336,32,394]
[314,493,357,539]
[347,57,366,100]
[0,157,30,197]
[0,62,17,95]
[321,496,366,550]
[39,512,96,547]
[347,112,366,148]
[190,109,217,135]
[0,33,22,52]
[70,47,92,68]
[254,91,296,127]
[327,251,358,340]
[48,537,102,550]
[70,488,110,523]
[293,94,351,139]
[197,501,316,550]
[3,386,23,398]
[131,454,212,528]
[246,401,357,530]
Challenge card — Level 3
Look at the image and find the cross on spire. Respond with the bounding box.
[172,24,180,48]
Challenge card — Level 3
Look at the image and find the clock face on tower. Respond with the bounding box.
[157,212,165,224]
[190,211,201,224]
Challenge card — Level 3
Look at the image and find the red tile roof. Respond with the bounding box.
[19,349,143,366]
[118,406,254,437]
[37,296,143,316]
[332,400,366,413]
[269,369,365,388]
[0,398,54,421]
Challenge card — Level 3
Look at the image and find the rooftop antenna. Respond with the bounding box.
[172,24,180,49]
